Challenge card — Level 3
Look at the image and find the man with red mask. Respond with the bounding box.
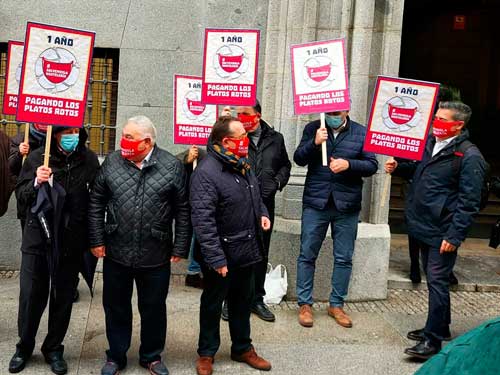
[191,116,272,375]
[88,116,191,375]
[221,101,291,323]
[385,101,487,360]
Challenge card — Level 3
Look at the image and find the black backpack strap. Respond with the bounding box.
[452,140,475,176]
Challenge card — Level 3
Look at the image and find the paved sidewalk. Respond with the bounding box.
[0,273,499,375]
[389,234,500,292]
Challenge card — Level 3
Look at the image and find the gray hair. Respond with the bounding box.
[438,101,472,125]
[126,115,157,144]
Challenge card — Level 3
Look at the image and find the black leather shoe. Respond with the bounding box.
[44,352,67,375]
[404,340,440,360]
[140,360,169,375]
[251,303,276,322]
[8,350,30,373]
[221,300,229,321]
[407,328,451,341]
[101,361,120,375]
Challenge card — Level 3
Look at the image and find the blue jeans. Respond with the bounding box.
[187,235,201,275]
[296,203,359,307]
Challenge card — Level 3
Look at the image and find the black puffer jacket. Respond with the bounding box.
[16,128,99,254]
[190,146,269,270]
[88,146,191,268]
[294,117,378,212]
[9,131,45,178]
[395,130,487,248]
[247,120,291,200]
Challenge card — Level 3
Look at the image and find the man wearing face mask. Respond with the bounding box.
[10,126,99,374]
[294,110,378,329]
[220,101,291,322]
[191,116,272,375]
[88,116,190,375]
[385,101,487,360]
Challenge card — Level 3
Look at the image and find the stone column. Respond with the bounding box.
[262,0,406,301]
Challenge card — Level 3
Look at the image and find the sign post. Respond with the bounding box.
[290,39,350,166]
[201,28,260,106]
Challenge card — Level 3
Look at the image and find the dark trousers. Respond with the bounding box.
[198,264,255,357]
[408,235,421,278]
[103,258,170,368]
[254,197,275,304]
[419,240,457,345]
[17,252,80,356]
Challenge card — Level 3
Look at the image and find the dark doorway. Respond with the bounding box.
[390,0,500,237]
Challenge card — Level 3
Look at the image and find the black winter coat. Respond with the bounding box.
[294,117,378,212]
[88,146,191,268]
[16,129,99,255]
[190,147,269,270]
[248,120,291,200]
[0,130,13,217]
[9,132,45,178]
[394,130,487,248]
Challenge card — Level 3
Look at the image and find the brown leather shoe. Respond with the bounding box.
[298,304,314,327]
[196,356,214,375]
[231,346,271,371]
[328,306,353,328]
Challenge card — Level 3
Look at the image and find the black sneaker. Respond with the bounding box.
[251,303,276,322]
[221,300,229,321]
[140,360,169,375]
[101,361,120,375]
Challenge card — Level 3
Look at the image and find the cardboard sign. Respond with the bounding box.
[363,76,440,161]
[290,39,350,115]
[2,41,24,115]
[174,75,218,145]
[201,28,260,106]
[16,22,95,127]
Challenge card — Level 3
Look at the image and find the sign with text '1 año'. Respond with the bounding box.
[201,28,260,106]
[363,76,440,161]
[16,22,95,127]
[290,38,350,115]
[174,75,218,145]
[2,41,24,116]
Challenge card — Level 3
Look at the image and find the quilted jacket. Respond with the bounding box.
[190,146,269,270]
[88,146,191,268]
[294,117,378,213]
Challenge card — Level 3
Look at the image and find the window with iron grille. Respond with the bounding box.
[0,44,119,156]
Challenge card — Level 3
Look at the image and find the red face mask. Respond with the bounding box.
[237,113,259,131]
[432,119,462,138]
[120,137,145,159]
[33,123,49,132]
[225,136,250,158]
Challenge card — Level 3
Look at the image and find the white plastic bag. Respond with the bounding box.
[263,263,288,305]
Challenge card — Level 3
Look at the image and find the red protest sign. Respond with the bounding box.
[2,41,24,115]
[201,28,260,106]
[16,22,95,128]
[363,76,439,161]
[174,75,218,145]
[290,39,350,115]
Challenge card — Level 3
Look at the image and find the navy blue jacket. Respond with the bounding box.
[395,130,486,248]
[190,147,269,270]
[294,118,378,212]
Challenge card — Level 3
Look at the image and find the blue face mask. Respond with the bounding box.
[325,114,344,129]
[60,133,79,153]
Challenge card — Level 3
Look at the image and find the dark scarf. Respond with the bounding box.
[211,143,251,175]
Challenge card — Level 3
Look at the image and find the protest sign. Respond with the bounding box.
[2,41,24,115]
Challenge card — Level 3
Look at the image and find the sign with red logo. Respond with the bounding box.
[290,39,350,115]
[363,76,440,161]
[174,75,218,145]
[453,15,466,30]
[2,41,24,115]
[16,22,95,127]
[201,28,260,106]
